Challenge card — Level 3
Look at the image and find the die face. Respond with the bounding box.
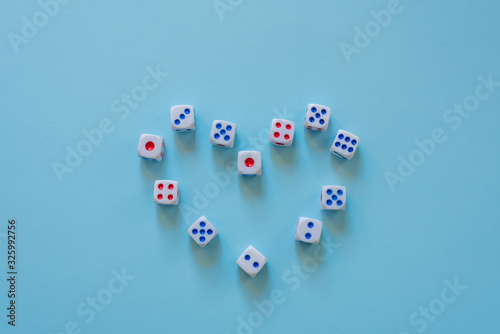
[238,151,262,176]
[188,216,218,248]
[210,120,236,148]
[269,119,295,146]
[170,105,195,132]
[321,186,346,210]
[304,104,331,131]
[154,180,179,205]
[295,217,323,244]
[330,130,359,160]
[236,245,267,277]
[138,134,165,161]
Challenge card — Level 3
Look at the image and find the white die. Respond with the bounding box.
[137,134,165,161]
[188,216,218,248]
[269,119,295,146]
[210,120,236,148]
[236,245,267,277]
[321,185,346,210]
[238,151,262,176]
[170,105,195,132]
[295,217,323,244]
[330,130,359,160]
[154,180,179,205]
[304,104,331,131]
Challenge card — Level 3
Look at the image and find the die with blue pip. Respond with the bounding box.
[170,105,195,132]
[210,120,237,148]
[330,130,359,160]
[304,103,331,131]
[321,185,346,210]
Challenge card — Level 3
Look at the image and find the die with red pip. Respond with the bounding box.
[269,119,295,146]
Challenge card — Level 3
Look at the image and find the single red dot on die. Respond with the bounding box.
[168,184,174,190]
[158,183,164,190]
[145,141,155,151]
[168,194,174,200]
[157,194,163,200]
[286,124,292,130]
[245,158,255,167]
[284,134,290,140]
[274,132,280,138]
[276,122,282,128]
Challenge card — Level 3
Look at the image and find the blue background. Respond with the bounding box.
[1,0,499,333]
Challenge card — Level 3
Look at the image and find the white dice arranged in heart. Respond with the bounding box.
[210,120,237,148]
[188,216,218,248]
[154,180,179,205]
[238,151,262,176]
[236,245,268,277]
[170,105,195,132]
[295,217,323,244]
[137,134,165,161]
[304,103,331,131]
[269,119,295,146]
[138,103,358,277]
[330,130,359,160]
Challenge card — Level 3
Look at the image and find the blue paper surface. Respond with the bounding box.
[1,0,499,333]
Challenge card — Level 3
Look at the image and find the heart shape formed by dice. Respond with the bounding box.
[137,103,360,277]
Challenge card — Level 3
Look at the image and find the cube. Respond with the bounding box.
[170,105,195,132]
[321,185,346,210]
[210,120,236,148]
[295,217,323,244]
[269,119,295,146]
[236,245,267,277]
[188,216,218,248]
[330,130,359,160]
[304,104,331,131]
[137,134,165,161]
[238,151,262,176]
[154,180,179,205]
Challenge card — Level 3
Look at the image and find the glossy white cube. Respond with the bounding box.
[170,105,195,132]
[304,104,331,131]
[330,130,359,160]
[137,134,164,161]
[154,180,179,205]
[210,120,236,148]
[236,245,267,277]
[295,217,323,244]
[188,216,218,248]
[238,151,262,176]
[321,185,346,210]
[269,119,295,146]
